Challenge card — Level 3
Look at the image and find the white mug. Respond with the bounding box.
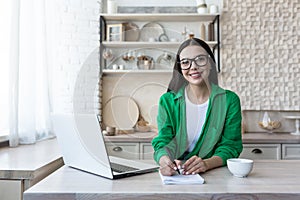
[119,64,124,70]
[209,4,218,14]
[112,64,118,70]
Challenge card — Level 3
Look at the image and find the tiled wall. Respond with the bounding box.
[220,0,300,111]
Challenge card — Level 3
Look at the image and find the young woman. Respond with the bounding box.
[152,38,243,176]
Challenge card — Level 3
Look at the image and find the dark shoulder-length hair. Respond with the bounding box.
[167,38,218,92]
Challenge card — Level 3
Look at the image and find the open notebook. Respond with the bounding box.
[159,171,205,185]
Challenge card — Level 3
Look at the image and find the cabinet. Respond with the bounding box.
[105,142,154,160]
[0,180,22,200]
[241,143,300,160]
[106,142,140,159]
[105,141,300,161]
[140,142,154,160]
[282,144,300,160]
[240,144,281,160]
[0,139,63,200]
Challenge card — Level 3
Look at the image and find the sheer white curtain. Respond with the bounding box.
[9,0,56,146]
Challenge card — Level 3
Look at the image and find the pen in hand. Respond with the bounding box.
[173,161,181,175]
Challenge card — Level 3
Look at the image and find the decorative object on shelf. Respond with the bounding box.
[102,48,114,60]
[116,128,135,134]
[123,22,140,41]
[196,0,207,14]
[135,115,151,132]
[109,64,126,70]
[188,32,195,39]
[139,22,165,42]
[181,26,188,41]
[156,52,175,69]
[107,24,124,41]
[137,55,155,70]
[258,111,281,132]
[158,33,169,42]
[107,0,117,14]
[199,23,206,40]
[284,116,300,135]
[122,50,136,62]
[105,126,116,136]
[207,22,214,41]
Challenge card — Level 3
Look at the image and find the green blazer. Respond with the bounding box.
[152,84,243,165]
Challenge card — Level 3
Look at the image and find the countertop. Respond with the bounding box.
[23,160,300,200]
[242,132,300,144]
[0,138,63,189]
[105,131,300,144]
[105,131,158,142]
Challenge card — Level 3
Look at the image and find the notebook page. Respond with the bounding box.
[159,171,205,185]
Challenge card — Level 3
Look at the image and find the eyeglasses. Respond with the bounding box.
[178,54,209,70]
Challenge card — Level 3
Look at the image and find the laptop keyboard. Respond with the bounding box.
[110,162,139,173]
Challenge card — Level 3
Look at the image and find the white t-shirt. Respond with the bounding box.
[185,88,209,152]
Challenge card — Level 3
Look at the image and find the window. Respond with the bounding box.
[0,2,12,140]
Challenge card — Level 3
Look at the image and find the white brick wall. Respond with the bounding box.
[52,0,100,114]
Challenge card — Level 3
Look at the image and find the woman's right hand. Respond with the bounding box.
[159,155,178,176]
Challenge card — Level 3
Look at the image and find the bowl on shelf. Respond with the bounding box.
[137,55,154,70]
[227,158,254,178]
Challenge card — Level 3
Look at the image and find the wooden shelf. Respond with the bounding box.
[100,13,219,22]
[102,41,218,48]
[102,69,172,74]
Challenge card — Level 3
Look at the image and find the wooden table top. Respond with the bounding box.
[24,160,300,200]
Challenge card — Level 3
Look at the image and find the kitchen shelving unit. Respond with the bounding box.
[99,13,221,73]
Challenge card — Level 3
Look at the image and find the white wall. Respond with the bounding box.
[51,0,100,114]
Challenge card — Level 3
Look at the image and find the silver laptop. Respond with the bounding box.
[51,113,159,179]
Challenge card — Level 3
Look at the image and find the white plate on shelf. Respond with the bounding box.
[139,22,165,42]
[103,96,139,130]
[130,82,167,127]
[149,104,159,129]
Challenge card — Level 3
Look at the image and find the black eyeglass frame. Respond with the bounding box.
[178,54,210,70]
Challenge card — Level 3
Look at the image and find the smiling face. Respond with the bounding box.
[179,45,211,87]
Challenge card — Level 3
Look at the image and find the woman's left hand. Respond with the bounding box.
[182,155,208,175]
